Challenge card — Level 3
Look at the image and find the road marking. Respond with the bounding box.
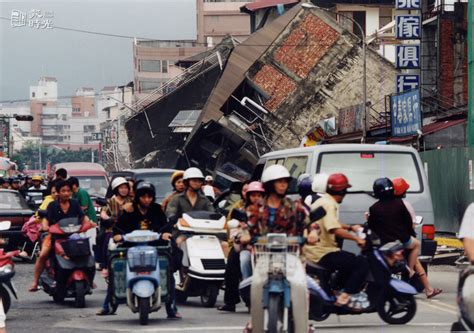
[418,299,458,315]
[312,322,452,328]
[428,299,458,311]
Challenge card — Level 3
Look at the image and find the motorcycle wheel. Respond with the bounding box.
[138,297,150,325]
[201,284,219,308]
[74,281,86,308]
[268,294,283,333]
[0,285,11,314]
[450,321,465,332]
[53,285,66,303]
[377,294,416,325]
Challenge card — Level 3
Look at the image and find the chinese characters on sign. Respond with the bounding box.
[338,104,363,134]
[391,90,422,136]
[10,9,54,29]
[396,45,420,69]
[397,74,420,93]
[396,15,421,39]
[396,0,421,9]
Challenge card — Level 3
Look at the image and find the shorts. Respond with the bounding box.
[402,237,414,248]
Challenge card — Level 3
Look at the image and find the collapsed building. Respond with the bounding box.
[125,4,399,179]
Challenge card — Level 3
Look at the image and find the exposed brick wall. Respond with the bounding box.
[439,19,455,109]
[273,14,340,79]
[251,64,297,111]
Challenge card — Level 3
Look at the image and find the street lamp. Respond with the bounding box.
[302,3,368,142]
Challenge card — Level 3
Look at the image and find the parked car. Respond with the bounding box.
[109,168,176,204]
[53,162,109,198]
[252,143,437,269]
[0,190,34,250]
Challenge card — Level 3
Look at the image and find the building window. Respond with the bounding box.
[140,60,161,72]
[379,7,393,29]
[338,11,366,38]
[162,60,168,74]
[44,92,47,96]
[139,81,162,93]
[32,92,35,98]
[72,107,81,113]
[83,125,95,132]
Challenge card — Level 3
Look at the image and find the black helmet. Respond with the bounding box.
[135,181,156,202]
[373,177,394,200]
[297,174,313,199]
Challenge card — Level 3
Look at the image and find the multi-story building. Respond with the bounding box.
[133,0,254,98]
[72,87,96,117]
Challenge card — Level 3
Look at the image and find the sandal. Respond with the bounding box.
[29,285,40,292]
[427,288,442,299]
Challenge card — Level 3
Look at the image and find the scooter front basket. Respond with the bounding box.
[127,246,158,272]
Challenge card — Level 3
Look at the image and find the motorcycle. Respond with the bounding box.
[40,217,96,308]
[239,233,307,333]
[451,265,474,332]
[307,230,418,325]
[0,221,20,314]
[175,211,227,307]
[108,229,172,325]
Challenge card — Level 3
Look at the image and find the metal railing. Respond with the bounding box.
[129,51,220,119]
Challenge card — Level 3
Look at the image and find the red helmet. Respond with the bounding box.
[392,177,410,196]
[327,173,352,192]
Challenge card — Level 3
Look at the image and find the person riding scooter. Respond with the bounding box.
[218,181,265,313]
[113,181,181,319]
[29,180,93,292]
[368,178,420,276]
[244,165,309,333]
[305,173,368,310]
[162,171,185,212]
[392,177,442,299]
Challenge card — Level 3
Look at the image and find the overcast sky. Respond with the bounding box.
[0,0,196,102]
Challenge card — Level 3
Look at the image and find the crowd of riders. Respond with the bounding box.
[4,163,457,331]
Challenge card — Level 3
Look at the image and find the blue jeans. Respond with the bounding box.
[240,250,252,279]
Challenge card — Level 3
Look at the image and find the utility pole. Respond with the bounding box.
[468,0,474,146]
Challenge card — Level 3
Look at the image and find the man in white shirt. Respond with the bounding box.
[459,204,474,262]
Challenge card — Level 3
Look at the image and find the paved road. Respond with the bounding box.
[6,263,458,332]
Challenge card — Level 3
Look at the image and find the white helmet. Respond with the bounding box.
[205,175,213,182]
[261,165,291,184]
[312,173,329,194]
[111,177,129,191]
[183,167,205,180]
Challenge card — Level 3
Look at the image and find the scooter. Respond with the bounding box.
[40,217,96,308]
[307,232,418,325]
[175,211,227,307]
[108,229,171,325]
[239,233,307,333]
[451,265,474,332]
[0,221,20,314]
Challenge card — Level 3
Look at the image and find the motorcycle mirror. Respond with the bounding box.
[0,221,11,231]
[415,216,423,225]
[310,206,327,222]
[230,209,248,223]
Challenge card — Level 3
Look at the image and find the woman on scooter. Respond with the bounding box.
[96,177,133,315]
[218,181,264,312]
[368,178,420,277]
[392,177,442,299]
[29,180,93,292]
[162,171,185,212]
[243,165,310,333]
[112,181,182,319]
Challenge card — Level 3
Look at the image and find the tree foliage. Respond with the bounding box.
[12,142,98,171]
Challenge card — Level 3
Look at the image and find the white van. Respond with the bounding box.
[252,144,437,264]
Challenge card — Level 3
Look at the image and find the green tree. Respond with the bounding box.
[12,142,99,171]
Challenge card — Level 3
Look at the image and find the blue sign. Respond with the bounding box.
[396,15,421,39]
[397,74,420,93]
[391,89,422,137]
[396,45,420,69]
[396,0,421,10]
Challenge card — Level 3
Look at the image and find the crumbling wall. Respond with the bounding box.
[247,10,398,149]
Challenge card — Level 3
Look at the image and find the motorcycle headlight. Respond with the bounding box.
[61,225,81,233]
[125,234,159,243]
